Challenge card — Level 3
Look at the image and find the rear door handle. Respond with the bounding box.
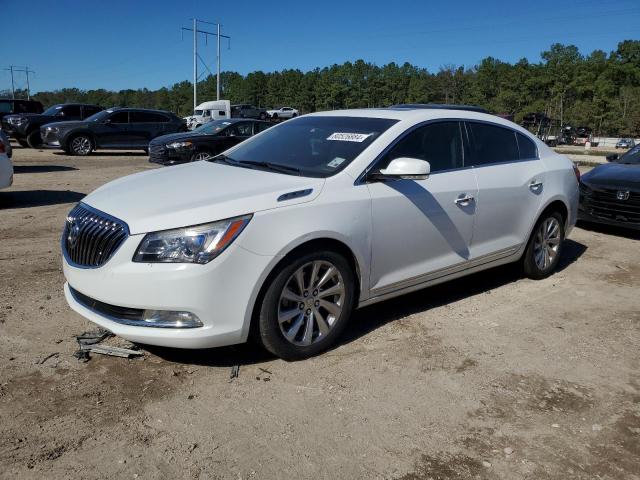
[455,195,474,206]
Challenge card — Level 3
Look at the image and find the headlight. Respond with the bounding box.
[46,126,59,133]
[166,140,193,150]
[133,215,252,264]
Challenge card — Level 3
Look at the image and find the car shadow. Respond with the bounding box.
[52,151,147,157]
[13,165,77,173]
[0,190,85,209]
[146,239,587,367]
[577,220,640,241]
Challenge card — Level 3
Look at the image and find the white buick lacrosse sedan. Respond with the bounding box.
[62,105,579,359]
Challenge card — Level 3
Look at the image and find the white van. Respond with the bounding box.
[185,100,231,130]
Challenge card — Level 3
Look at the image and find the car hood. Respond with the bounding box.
[150,131,218,145]
[83,161,325,234]
[582,163,640,190]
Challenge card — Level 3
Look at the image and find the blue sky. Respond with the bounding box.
[3,0,639,93]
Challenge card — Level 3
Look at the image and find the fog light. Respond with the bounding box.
[141,310,203,328]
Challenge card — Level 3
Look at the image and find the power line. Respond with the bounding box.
[181,18,230,108]
[3,66,35,99]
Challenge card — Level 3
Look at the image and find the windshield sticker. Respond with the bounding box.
[327,157,346,168]
[327,132,372,142]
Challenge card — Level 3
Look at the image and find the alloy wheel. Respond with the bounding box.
[277,260,345,346]
[533,217,561,270]
[192,152,213,161]
[71,136,92,155]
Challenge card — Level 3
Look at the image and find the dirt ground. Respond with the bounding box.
[1,146,639,480]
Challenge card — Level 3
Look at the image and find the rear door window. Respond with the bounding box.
[516,132,538,160]
[130,112,169,123]
[466,122,519,166]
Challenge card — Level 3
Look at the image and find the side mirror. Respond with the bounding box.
[370,157,430,181]
[606,154,618,162]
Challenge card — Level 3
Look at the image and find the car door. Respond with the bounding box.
[93,111,129,147]
[129,111,168,146]
[465,121,546,258]
[367,121,478,294]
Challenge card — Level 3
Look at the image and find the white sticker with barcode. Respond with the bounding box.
[327,132,372,142]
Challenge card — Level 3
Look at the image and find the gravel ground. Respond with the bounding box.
[1,146,639,480]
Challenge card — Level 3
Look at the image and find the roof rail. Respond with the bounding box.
[389,103,489,114]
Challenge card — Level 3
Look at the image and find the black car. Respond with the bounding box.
[578,145,640,230]
[149,119,271,166]
[41,107,187,156]
[0,98,43,123]
[2,103,103,148]
[231,104,268,120]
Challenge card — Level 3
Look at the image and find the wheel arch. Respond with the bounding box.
[242,235,365,343]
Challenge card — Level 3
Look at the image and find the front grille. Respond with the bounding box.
[582,186,640,224]
[148,143,166,163]
[63,204,129,268]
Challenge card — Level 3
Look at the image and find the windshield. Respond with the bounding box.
[216,116,398,177]
[84,110,111,122]
[194,120,233,135]
[42,105,64,116]
[617,144,640,164]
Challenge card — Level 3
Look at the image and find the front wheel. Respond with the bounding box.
[68,135,93,156]
[257,250,356,360]
[190,151,213,162]
[26,131,43,148]
[522,211,564,279]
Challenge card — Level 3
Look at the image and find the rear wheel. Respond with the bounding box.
[522,211,564,279]
[26,131,43,148]
[68,135,93,156]
[257,250,356,360]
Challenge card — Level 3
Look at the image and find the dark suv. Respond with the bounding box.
[41,108,187,156]
[0,99,43,121]
[2,103,103,148]
[231,104,268,120]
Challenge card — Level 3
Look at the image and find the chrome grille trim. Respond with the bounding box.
[62,203,130,268]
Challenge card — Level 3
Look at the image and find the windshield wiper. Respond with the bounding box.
[210,156,302,175]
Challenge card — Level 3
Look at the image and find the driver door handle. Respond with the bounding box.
[529,180,543,190]
[455,195,474,206]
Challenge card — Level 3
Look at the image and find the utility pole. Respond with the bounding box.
[4,66,34,99]
[182,19,230,106]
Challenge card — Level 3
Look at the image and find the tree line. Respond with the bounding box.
[6,40,640,136]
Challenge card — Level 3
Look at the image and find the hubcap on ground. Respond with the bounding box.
[278,260,345,346]
[533,217,561,270]
[71,137,91,155]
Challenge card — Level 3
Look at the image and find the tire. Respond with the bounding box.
[256,250,356,360]
[67,135,93,156]
[190,151,213,162]
[26,130,43,148]
[522,211,564,280]
[292,113,298,118]
[271,113,278,119]
[17,139,29,148]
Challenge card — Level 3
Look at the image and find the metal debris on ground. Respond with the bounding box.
[38,352,59,365]
[229,365,240,381]
[73,328,142,360]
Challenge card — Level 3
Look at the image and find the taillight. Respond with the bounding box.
[572,164,580,182]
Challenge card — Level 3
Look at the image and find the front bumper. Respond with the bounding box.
[63,234,275,349]
[148,144,191,166]
[578,204,640,231]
